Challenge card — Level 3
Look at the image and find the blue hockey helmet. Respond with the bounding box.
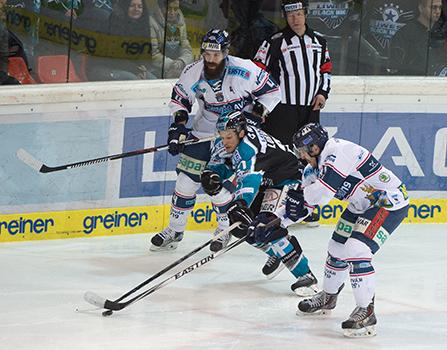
[201,29,231,53]
[216,110,247,134]
[292,123,329,154]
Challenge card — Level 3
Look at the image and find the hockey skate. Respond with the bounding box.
[291,271,319,297]
[262,255,286,280]
[297,284,344,315]
[210,227,231,252]
[342,300,377,338]
[150,227,184,251]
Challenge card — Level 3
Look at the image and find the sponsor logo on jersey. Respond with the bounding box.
[227,66,251,80]
[379,172,391,183]
[177,155,207,175]
[191,81,206,94]
[204,99,248,115]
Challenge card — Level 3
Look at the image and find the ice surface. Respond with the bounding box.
[1,224,446,349]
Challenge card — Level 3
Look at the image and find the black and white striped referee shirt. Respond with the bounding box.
[254,26,332,106]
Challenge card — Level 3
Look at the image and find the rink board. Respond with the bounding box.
[0,78,446,243]
[0,199,445,243]
[0,203,217,243]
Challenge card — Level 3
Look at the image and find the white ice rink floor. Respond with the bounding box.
[1,224,446,350]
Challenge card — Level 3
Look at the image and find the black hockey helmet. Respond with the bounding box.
[281,0,309,15]
[292,123,329,155]
[201,29,231,54]
[216,110,247,134]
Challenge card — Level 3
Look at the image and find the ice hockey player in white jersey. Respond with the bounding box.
[201,110,318,296]
[150,29,281,252]
[282,123,409,337]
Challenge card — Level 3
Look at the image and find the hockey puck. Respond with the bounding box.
[102,310,113,317]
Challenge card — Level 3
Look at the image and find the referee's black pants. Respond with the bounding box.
[263,103,320,146]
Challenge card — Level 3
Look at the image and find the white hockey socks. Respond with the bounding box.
[348,259,376,308]
[323,253,349,294]
[168,173,201,233]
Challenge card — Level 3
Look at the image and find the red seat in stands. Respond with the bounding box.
[8,57,36,84]
[36,55,82,83]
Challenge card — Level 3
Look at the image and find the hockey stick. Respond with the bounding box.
[101,221,241,306]
[84,218,280,315]
[16,135,215,173]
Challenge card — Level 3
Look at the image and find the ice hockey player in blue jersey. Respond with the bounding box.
[150,29,281,252]
[200,110,318,296]
[284,123,409,337]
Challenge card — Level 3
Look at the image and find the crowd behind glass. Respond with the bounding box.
[1,0,446,84]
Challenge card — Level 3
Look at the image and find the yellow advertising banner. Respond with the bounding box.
[0,199,445,243]
[0,203,217,243]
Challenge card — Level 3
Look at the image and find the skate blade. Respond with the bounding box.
[293,284,319,297]
[149,241,179,252]
[343,325,377,338]
[265,263,286,280]
[305,221,320,228]
[296,308,332,317]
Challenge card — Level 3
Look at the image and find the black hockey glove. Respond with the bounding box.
[248,212,283,244]
[226,199,254,238]
[285,189,308,222]
[252,101,268,118]
[167,123,191,156]
[201,169,222,196]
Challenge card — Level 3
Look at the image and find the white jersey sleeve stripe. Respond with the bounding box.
[325,162,348,178]
[318,178,337,193]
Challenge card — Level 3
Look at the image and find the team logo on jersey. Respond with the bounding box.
[215,92,224,102]
[369,3,414,49]
[215,92,225,102]
[379,172,391,183]
[362,185,393,208]
[308,1,351,29]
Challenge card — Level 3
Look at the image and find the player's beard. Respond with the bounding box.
[204,60,226,80]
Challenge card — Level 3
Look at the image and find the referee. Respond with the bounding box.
[254,0,332,146]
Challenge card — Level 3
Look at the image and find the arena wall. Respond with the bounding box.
[0,77,446,242]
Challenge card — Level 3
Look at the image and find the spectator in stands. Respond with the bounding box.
[432,0,447,40]
[219,0,279,59]
[389,0,443,75]
[75,0,113,32]
[0,19,20,85]
[86,0,157,80]
[149,0,193,78]
[42,0,82,20]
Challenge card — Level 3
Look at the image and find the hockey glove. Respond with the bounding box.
[243,111,263,128]
[248,212,283,244]
[226,199,254,238]
[167,123,191,156]
[285,188,308,222]
[252,101,268,118]
[201,169,222,196]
